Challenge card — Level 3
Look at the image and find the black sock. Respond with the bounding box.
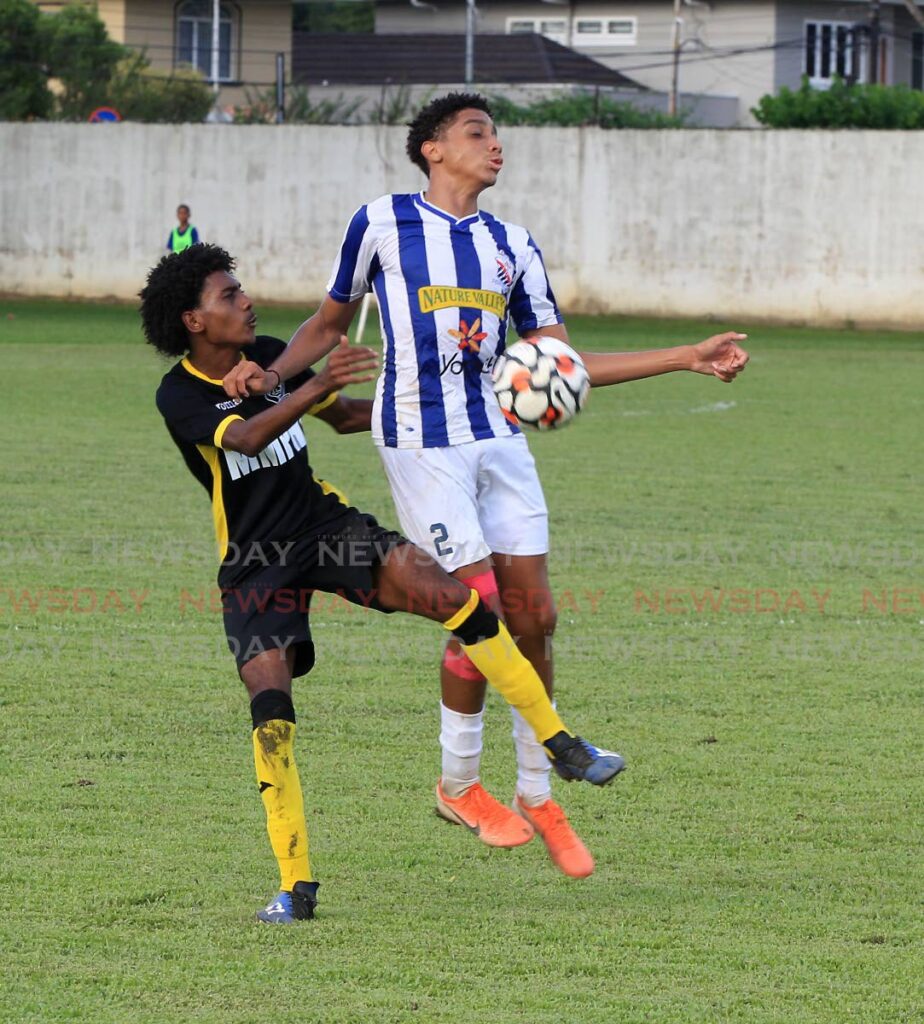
[250,688,295,729]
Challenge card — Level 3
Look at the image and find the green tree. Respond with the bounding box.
[0,0,52,119]
[0,1,211,123]
[42,2,126,120]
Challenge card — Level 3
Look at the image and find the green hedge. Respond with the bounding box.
[488,92,686,129]
[753,76,924,128]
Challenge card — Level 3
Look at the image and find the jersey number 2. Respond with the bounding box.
[429,522,454,557]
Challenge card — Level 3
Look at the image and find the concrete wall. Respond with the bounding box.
[2,122,923,328]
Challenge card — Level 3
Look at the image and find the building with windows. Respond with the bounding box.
[35,0,292,108]
[288,30,720,123]
[374,0,924,125]
[31,1,924,124]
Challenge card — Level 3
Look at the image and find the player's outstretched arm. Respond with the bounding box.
[222,296,363,400]
[222,340,377,456]
[521,325,749,387]
[579,332,748,386]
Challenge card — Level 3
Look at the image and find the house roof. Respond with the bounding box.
[292,32,645,88]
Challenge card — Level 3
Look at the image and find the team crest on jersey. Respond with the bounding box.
[495,254,515,290]
[264,382,284,405]
[449,317,488,354]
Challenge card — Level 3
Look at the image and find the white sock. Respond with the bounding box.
[511,705,553,807]
[439,702,484,798]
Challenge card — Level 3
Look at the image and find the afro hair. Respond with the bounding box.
[139,244,235,357]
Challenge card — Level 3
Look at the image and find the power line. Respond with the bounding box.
[603,37,807,78]
[6,20,924,91]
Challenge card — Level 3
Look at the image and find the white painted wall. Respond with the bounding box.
[2,123,923,328]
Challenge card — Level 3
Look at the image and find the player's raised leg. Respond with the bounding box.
[240,649,319,924]
[372,546,624,786]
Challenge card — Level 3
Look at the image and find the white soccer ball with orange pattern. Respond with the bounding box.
[491,337,590,430]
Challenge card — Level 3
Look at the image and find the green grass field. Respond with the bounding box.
[1,298,921,1024]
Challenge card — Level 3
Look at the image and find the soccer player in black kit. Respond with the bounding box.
[141,244,625,923]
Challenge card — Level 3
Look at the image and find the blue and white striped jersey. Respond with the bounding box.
[326,192,562,449]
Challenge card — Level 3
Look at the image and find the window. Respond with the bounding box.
[804,20,862,85]
[573,17,637,47]
[504,16,637,48]
[505,17,568,46]
[913,32,923,91]
[176,0,236,82]
[608,19,635,37]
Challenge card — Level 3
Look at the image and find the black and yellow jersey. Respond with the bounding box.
[156,335,345,584]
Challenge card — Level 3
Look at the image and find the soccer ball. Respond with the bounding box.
[491,337,590,431]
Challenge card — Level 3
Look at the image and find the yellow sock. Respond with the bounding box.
[252,719,312,890]
[443,592,568,744]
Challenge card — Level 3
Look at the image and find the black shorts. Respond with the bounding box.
[220,508,407,677]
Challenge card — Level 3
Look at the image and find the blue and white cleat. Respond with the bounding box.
[256,880,319,923]
[543,732,626,786]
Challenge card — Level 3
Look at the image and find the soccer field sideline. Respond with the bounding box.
[0,299,921,1023]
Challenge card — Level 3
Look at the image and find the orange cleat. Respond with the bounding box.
[513,794,595,878]
[436,781,535,848]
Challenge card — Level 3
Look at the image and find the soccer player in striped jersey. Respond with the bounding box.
[223,94,748,879]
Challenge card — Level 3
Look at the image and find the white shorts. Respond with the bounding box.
[378,435,549,573]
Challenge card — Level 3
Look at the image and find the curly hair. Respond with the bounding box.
[406,92,493,176]
[139,244,234,357]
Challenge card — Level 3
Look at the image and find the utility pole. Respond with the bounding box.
[275,53,285,124]
[464,0,476,86]
[210,0,221,94]
[869,0,881,83]
[847,26,860,85]
[669,0,682,116]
